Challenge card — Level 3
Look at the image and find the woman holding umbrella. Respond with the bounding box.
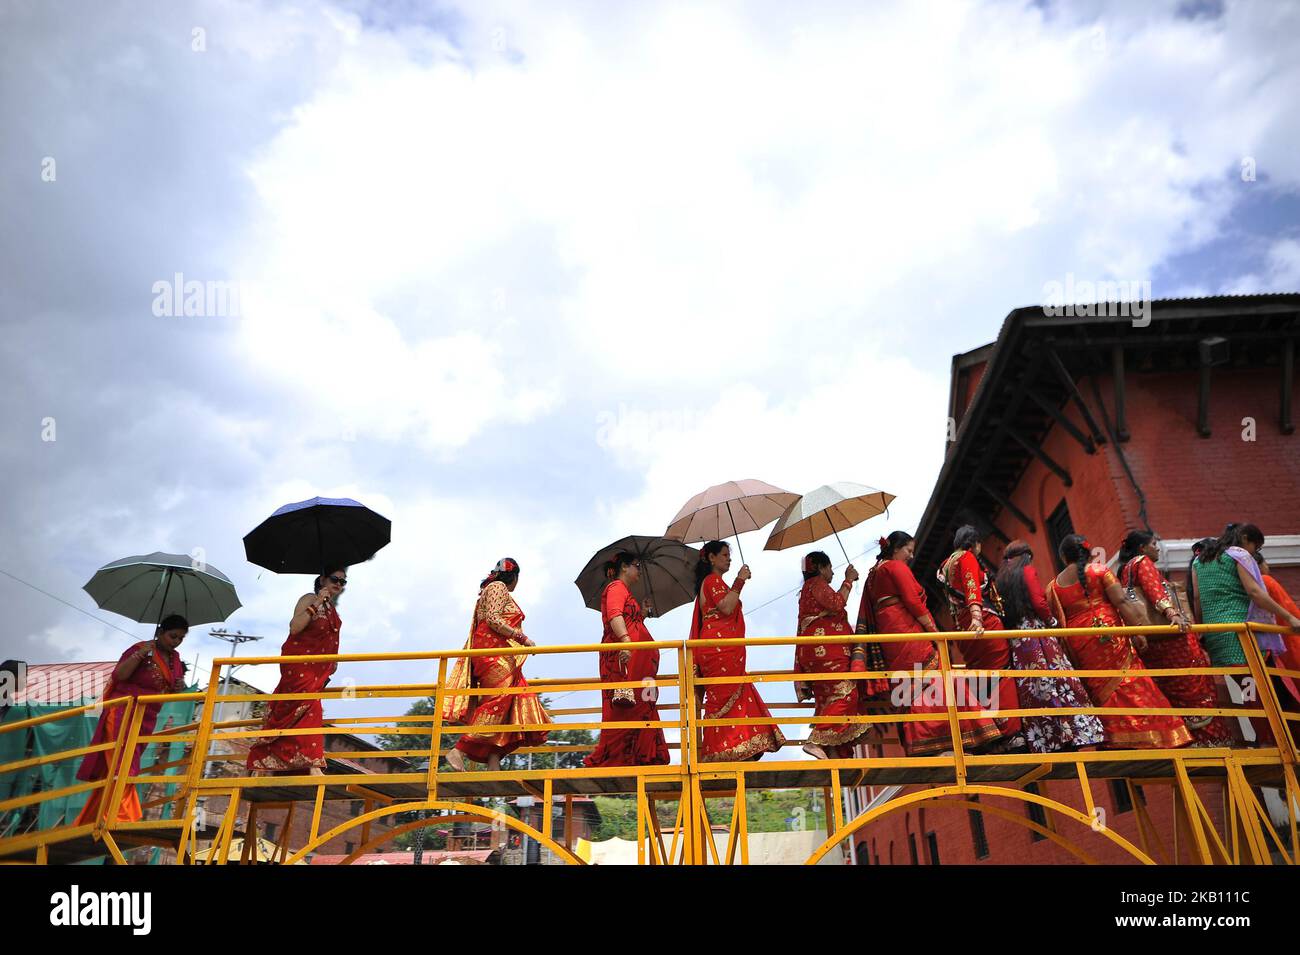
[247,569,348,775]
[74,615,190,824]
[690,541,785,762]
[242,497,392,775]
[793,552,874,760]
[585,553,671,767]
[444,559,552,772]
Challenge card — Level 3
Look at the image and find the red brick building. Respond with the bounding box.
[853,294,1299,864]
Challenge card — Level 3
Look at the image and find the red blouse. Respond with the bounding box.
[1264,574,1300,622]
[798,577,852,635]
[602,580,651,644]
[691,572,745,640]
[867,559,932,620]
[1022,564,1055,623]
[1050,565,1124,628]
[1120,556,1175,613]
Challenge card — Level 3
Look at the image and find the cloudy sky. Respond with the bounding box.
[3,0,1299,743]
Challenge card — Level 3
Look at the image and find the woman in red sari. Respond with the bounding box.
[75,615,189,825]
[443,559,552,771]
[690,540,785,762]
[248,569,348,774]
[1119,531,1233,747]
[936,525,1023,751]
[860,532,1001,756]
[1256,555,1300,706]
[586,553,670,767]
[1046,535,1191,750]
[794,551,873,759]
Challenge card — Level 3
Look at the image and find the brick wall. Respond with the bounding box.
[852,741,1226,865]
[982,366,1298,586]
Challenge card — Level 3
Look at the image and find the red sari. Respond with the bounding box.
[75,641,185,825]
[864,559,1001,756]
[585,580,670,767]
[691,573,785,762]
[938,549,1022,742]
[247,602,341,772]
[1122,555,1233,747]
[1046,566,1191,750]
[1262,574,1300,705]
[445,582,551,763]
[795,577,874,757]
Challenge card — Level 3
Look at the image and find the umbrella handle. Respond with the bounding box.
[725,501,746,566]
[832,529,851,566]
[157,568,176,629]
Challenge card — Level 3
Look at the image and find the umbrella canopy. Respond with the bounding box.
[763,482,895,562]
[664,479,798,563]
[243,497,391,574]
[574,536,699,619]
[83,552,242,626]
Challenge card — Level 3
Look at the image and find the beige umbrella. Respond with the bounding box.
[763,482,896,562]
[664,479,798,563]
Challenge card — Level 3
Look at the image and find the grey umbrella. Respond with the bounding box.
[575,536,699,619]
[83,552,242,626]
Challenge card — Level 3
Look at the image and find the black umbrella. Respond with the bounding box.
[243,497,391,574]
[574,535,698,619]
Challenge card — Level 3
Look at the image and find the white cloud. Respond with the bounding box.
[6,0,1300,763]
[1221,237,1300,294]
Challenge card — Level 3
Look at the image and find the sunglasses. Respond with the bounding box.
[328,575,348,587]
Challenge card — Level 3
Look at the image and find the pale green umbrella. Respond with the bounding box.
[83,552,241,626]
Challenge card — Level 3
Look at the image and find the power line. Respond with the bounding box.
[0,566,138,638]
[742,544,881,618]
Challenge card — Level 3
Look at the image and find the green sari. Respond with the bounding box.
[1193,554,1248,665]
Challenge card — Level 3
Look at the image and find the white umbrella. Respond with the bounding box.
[664,479,798,564]
[763,482,896,562]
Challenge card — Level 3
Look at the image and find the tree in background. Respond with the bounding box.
[589,790,828,842]
[379,694,596,849]
[378,694,595,769]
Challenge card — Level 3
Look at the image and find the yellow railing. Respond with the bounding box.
[0,693,203,863]
[2,621,1297,865]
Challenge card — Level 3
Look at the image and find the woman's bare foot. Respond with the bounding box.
[444,749,467,772]
[308,766,325,777]
[485,754,502,772]
[803,742,829,760]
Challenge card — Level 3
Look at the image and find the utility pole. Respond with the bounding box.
[202,631,265,778]
[196,630,265,850]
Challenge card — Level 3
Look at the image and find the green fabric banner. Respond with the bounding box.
[0,694,197,860]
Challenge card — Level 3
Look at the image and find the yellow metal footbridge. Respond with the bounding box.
[2,622,1297,865]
